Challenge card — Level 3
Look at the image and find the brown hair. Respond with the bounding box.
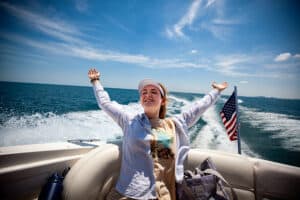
[158,83,168,119]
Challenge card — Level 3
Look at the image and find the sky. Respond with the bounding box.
[0,0,300,99]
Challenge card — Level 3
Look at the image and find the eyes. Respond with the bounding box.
[141,89,159,96]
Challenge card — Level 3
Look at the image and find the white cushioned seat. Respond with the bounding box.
[63,144,300,200]
[63,144,121,200]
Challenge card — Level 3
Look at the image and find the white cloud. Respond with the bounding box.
[200,22,231,41]
[165,28,174,39]
[0,2,207,69]
[213,54,282,78]
[103,15,132,33]
[191,49,198,54]
[212,18,241,25]
[206,0,216,8]
[274,52,300,62]
[294,54,300,59]
[0,2,84,44]
[165,0,202,39]
[1,2,297,80]
[215,54,250,68]
[1,32,208,69]
[2,30,293,79]
[165,0,240,41]
[274,52,292,62]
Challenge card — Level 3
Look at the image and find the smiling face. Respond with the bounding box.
[140,85,165,118]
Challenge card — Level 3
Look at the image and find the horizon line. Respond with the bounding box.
[1,80,299,101]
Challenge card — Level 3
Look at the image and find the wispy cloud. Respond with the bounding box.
[239,80,248,84]
[2,31,296,79]
[1,31,208,69]
[274,52,300,62]
[0,33,69,55]
[165,0,242,41]
[212,18,242,25]
[215,54,251,68]
[206,0,216,8]
[200,21,232,41]
[274,52,292,62]
[1,2,297,80]
[103,15,133,33]
[213,54,283,78]
[0,2,84,44]
[0,2,207,69]
[165,0,202,39]
[190,49,198,54]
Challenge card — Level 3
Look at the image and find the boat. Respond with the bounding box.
[0,139,300,200]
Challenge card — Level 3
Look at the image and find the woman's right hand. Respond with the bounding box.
[88,68,100,82]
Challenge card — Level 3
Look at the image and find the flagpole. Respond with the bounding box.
[235,86,241,154]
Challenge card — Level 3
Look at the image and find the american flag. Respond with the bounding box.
[220,91,238,141]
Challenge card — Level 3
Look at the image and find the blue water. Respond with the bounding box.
[1,81,300,167]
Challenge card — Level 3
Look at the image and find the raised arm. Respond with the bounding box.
[178,82,228,128]
[88,68,130,129]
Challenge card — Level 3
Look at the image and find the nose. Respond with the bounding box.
[146,92,152,98]
[143,91,152,98]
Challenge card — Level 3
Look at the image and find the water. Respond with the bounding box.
[1,81,300,167]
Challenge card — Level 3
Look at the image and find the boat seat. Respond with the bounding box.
[63,144,300,200]
[63,144,122,200]
[186,150,300,200]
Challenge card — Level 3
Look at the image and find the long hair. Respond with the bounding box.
[158,83,168,119]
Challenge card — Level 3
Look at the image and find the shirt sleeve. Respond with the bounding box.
[179,89,220,128]
[92,81,130,130]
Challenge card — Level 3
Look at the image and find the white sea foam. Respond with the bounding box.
[168,95,191,106]
[190,105,237,151]
[3,93,288,159]
[240,106,300,151]
[190,103,259,157]
[168,95,258,156]
[167,95,190,115]
[219,96,243,104]
[0,102,143,147]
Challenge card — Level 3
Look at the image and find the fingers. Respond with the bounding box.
[212,81,229,91]
[88,68,100,79]
[88,68,98,75]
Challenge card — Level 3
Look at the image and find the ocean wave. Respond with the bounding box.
[189,103,259,157]
[169,95,259,156]
[219,96,243,104]
[240,106,300,151]
[2,91,293,160]
[0,102,143,147]
[167,95,190,115]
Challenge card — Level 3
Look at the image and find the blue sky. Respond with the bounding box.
[0,0,299,99]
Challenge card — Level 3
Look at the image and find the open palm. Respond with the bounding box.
[212,82,228,92]
[88,68,100,80]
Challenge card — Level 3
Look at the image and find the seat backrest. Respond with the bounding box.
[186,149,300,200]
[63,144,300,200]
[63,144,121,200]
[251,157,300,200]
[186,149,256,200]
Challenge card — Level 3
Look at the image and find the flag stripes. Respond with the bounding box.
[220,91,238,141]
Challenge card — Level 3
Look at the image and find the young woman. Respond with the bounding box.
[88,68,228,200]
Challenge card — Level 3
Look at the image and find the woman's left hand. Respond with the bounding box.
[212,82,228,92]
